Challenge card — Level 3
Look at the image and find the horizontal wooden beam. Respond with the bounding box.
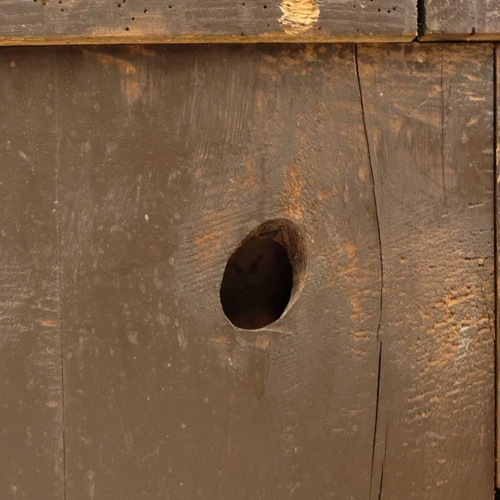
[421,0,500,40]
[0,0,417,45]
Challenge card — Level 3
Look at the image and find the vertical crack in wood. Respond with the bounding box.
[354,45,383,342]
[377,422,389,500]
[354,45,385,500]
[416,0,425,39]
[369,343,383,499]
[440,47,447,203]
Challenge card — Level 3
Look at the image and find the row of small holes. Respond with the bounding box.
[30,0,395,32]
[33,0,65,11]
[120,0,150,31]
[353,3,397,11]
[30,0,396,13]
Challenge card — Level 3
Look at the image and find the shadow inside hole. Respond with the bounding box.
[220,237,293,330]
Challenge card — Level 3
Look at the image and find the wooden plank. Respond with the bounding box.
[422,0,500,40]
[0,0,416,45]
[496,45,500,489]
[0,50,64,499]
[358,43,495,499]
[2,42,494,498]
[54,44,384,499]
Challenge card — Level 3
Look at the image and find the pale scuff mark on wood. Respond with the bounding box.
[279,0,319,34]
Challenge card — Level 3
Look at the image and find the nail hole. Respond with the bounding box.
[220,219,305,330]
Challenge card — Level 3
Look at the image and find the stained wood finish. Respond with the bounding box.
[57,44,382,500]
[358,43,495,499]
[0,0,416,45]
[422,0,500,40]
[0,43,495,499]
[0,52,64,499]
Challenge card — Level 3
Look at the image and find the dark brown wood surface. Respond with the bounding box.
[57,43,383,500]
[358,43,495,499]
[422,0,500,40]
[0,42,495,499]
[0,51,64,499]
[0,0,416,45]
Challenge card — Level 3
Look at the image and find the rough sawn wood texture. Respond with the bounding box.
[0,42,495,499]
[0,51,64,500]
[0,0,417,45]
[358,43,495,500]
[422,0,500,40]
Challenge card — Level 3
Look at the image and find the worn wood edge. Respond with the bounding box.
[496,43,500,490]
[0,33,416,46]
[420,32,500,42]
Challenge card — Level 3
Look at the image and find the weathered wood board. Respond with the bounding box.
[0,42,495,499]
[0,0,417,45]
[57,43,383,500]
[358,43,495,499]
[422,0,500,40]
[0,52,64,499]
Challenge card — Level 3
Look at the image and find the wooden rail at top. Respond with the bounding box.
[421,0,500,40]
[0,0,416,45]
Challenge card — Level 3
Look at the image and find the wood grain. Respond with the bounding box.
[0,42,495,499]
[422,0,500,40]
[0,50,64,499]
[358,43,495,499]
[54,44,383,499]
[0,0,416,45]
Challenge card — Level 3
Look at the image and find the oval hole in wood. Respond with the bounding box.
[220,219,305,330]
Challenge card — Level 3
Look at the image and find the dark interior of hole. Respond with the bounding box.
[220,237,293,330]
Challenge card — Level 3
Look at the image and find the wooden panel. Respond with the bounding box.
[55,44,383,499]
[422,0,500,40]
[0,51,64,499]
[358,44,495,499]
[0,0,416,45]
[1,42,494,499]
